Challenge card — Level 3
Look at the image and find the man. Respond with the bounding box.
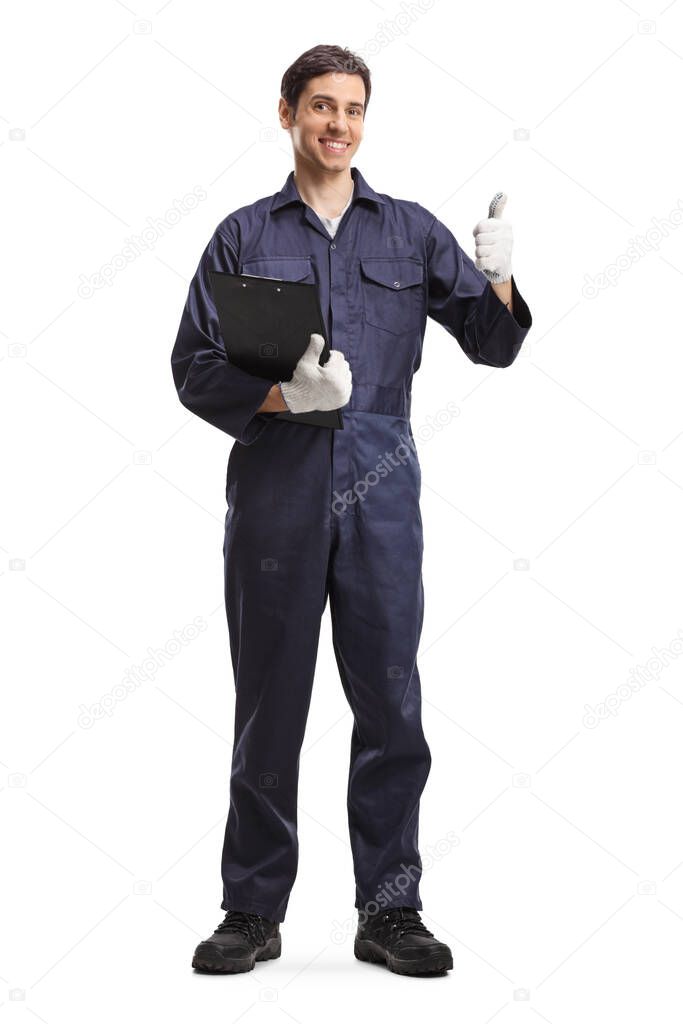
[171,43,532,978]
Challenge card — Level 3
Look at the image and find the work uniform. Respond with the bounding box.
[171,166,532,923]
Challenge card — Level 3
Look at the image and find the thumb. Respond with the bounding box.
[299,332,326,366]
[488,192,508,219]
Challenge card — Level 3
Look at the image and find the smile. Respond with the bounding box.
[319,138,351,152]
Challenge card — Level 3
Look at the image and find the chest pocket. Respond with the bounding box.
[240,255,315,284]
[360,257,424,336]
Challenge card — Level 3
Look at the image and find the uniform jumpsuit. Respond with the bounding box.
[171,166,532,923]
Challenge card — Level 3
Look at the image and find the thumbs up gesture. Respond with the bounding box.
[472,192,513,284]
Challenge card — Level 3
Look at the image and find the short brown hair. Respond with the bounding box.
[280,44,371,120]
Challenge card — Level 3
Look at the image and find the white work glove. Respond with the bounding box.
[279,333,352,414]
[472,191,513,284]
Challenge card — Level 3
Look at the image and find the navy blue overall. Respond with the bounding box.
[171,167,532,922]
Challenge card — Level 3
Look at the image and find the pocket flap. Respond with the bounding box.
[241,256,313,282]
[360,257,424,290]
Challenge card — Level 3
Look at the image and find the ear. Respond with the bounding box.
[278,97,294,130]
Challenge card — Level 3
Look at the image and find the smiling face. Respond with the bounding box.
[279,71,365,173]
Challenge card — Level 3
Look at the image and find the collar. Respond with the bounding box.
[270,165,386,213]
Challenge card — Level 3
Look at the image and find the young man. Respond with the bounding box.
[171,43,532,978]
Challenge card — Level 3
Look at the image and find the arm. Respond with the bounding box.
[258,383,289,413]
[170,224,275,445]
[425,213,532,367]
[491,279,512,313]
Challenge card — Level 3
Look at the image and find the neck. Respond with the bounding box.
[293,159,354,217]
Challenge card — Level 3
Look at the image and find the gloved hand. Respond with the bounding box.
[279,333,352,414]
[472,192,513,284]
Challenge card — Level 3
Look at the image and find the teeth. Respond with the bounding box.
[321,139,348,149]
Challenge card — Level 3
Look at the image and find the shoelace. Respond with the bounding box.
[376,907,435,940]
[216,910,266,945]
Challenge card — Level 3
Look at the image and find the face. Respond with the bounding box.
[279,72,365,172]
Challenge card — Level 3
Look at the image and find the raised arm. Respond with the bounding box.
[424,209,532,368]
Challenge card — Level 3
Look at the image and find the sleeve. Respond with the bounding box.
[170,223,275,445]
[424,211,532,368]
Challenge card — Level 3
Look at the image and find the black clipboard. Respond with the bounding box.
[209,271,344,429]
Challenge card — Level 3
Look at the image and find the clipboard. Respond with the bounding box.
[209,270,344,429]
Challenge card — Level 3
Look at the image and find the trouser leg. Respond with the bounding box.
[328,508,431,915]
[219,425,332,923]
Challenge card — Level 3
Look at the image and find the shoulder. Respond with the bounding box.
[375,191,438,238]
[212,191,280,250]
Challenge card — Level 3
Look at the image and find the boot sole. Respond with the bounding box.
[354,937,453,976]
[192,936,281,974]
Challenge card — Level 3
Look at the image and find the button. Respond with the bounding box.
[331,243,336,250]
[393,280,401,288]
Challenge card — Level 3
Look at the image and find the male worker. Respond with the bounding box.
[171,43,532,977]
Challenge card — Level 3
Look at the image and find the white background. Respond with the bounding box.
[3,0,683,1018]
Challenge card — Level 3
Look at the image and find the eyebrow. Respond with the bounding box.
[309,93,365,111]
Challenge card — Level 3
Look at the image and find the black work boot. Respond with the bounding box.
[354,906,453,976]
[192,910,281,973]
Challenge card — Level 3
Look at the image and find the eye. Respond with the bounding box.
[314,102,362,116]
